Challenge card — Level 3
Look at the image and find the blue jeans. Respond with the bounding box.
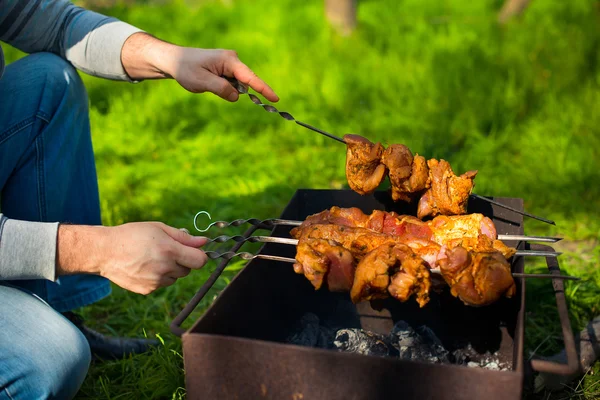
[0,283,91,399]
[0,52,111,397]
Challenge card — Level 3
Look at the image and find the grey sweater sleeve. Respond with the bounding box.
[0,0,145,81]
[0,214,59,281]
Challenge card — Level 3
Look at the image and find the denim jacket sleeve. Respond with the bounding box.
[0,0,144,81]
[0,213,59,281]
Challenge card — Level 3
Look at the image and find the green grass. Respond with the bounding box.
[3,0,600,398]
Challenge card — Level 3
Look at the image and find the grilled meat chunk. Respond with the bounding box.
[427,213,496,241]
[443,235,517,259]
[293,224,376,252]
[436,247,516,307]
[381,145,430,202]
[417,159,478,218]
[291,206,376,235]
[343,134,387,195]
[293,238,357,292]
[350,243,431,307]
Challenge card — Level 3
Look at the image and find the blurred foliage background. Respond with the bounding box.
[3,0,600,398]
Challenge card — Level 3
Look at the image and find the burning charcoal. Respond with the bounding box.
[333,329,399,358]
[484,361,500,370]
[452,345,510,370]
[286,313,334,349]
[450,349,472,365]
[391,321,450,364]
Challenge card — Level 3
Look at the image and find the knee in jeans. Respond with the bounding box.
[22,317,91,399]
[28,52,88,110]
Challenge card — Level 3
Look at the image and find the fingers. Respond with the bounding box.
[230,60,279,103]
[201,72,241,102]
[172,242,208,269]
[160,223,208,248]
[150,223,209,269]
[170,265,192,279]
[159,276,178,289]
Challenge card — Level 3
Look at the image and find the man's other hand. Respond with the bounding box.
[56,222,208,295]
[121,32,279,103]
[170,48,279,103]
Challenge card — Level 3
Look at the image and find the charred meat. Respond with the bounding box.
[293,238,357,292]
[417,159,477,219]
[350,243,431,307]
[344,134,387,195]
[436,246,516,307]
[381,145,430,202]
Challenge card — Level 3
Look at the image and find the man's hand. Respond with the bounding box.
[56,222,208,295]
[121,32,279,103]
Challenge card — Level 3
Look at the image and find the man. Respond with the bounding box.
[0,0,279,398]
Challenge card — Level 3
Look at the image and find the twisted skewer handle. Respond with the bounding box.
[196,218,272,232]
[194,211,301,232]
[225,77,346,144]
[206,235,297,245]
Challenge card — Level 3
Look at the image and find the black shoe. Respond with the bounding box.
[62,311,161,361]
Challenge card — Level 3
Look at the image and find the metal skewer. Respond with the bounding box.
[203,251,577,281]
[225,77,346,144]
[194,212,562,243]
[204,235,561,258]
[225,77,555,225]
[470,194,555,225]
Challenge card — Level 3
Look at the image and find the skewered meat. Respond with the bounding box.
[291,207,518,306]
[416,159,477,219]
[291,207,515,258]
[437,247,516,307]
[293,238,356,292]
[342,134,476,215]
[344,134,387,195]
[381,145,430,202]
[292,226,513,307]
[350,243,431,307]
[291,213,517,307]
[426,214,515,258]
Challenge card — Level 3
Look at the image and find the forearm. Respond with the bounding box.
[121,32,182,80]
[0,214,109,280]
[56,224,109,277]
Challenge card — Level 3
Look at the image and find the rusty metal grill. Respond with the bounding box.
[170,189,579,400]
